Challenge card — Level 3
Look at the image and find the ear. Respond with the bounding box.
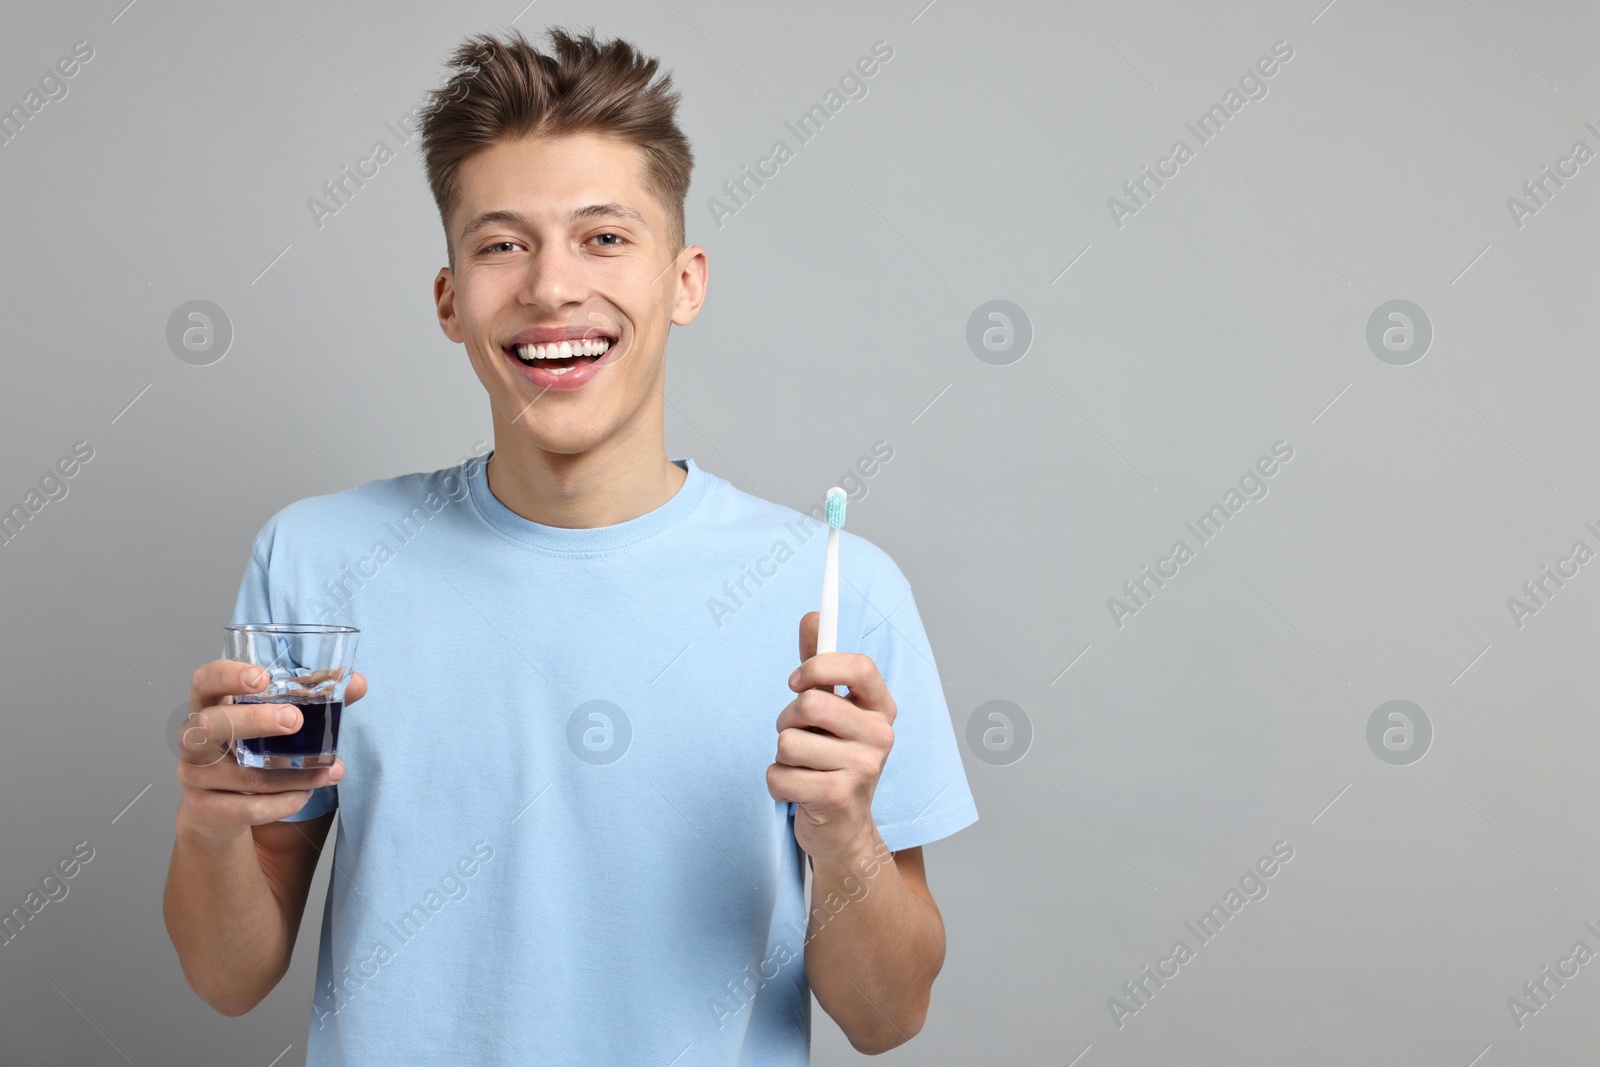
[435,267,464,343]
[669,245,709,327]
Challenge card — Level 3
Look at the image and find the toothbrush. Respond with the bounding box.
[789,488,848,827]
[817,486,846,662]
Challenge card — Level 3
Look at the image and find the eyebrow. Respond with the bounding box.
[458,203,651,243]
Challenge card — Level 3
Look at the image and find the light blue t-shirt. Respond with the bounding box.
[230,452,978,1065]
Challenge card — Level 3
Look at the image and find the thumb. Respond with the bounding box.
[798,611,818,665]
[346,670,368,705]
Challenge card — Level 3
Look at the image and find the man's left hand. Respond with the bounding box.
[766,611,897,867]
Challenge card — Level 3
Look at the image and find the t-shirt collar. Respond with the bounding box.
[465,451,709,555]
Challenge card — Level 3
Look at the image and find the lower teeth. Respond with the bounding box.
[516,353,602,374]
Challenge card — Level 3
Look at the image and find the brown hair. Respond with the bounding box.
[419,26,693,265]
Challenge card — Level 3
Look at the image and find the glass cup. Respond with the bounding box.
[223,623,360,770]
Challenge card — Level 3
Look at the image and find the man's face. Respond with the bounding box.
[434,132,705,456]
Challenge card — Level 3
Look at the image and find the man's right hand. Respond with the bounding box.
[174,660,367,843]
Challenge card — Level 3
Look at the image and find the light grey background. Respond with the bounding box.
[1,0,1596,1063]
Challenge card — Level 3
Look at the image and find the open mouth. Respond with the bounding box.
[500,322,623,392]
[505,336,614,376]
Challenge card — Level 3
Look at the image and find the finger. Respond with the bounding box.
[289,669,367,703]
[265,667,368,704]
[179,699,302,766]
[180,757,343,795]
[766,763,822,806]
[284,669,335,695]
[190,659,273,716]
[798,612,818,665]
[181,785,327,828]
[289,666,361,689]
[192,660,366,711]
[789,652,894,716]
[766,764,848,808]
[776,690,888,744]
[774,726,854,771]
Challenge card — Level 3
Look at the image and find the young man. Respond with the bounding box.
[164,26,977,1064]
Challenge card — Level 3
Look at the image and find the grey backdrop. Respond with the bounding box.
[2,0,1596,1063]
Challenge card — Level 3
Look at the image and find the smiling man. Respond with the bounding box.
[163,26,977,1065]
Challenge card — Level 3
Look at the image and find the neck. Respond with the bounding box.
[484,421,686,530]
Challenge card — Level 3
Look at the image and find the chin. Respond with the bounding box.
[505,416,614,457]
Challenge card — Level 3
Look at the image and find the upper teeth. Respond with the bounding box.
[515,339,612,360]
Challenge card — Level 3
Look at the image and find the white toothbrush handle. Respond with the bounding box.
[818,526,839,655]
[791,522,841,822]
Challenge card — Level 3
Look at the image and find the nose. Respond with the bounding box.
[519,239,589,314]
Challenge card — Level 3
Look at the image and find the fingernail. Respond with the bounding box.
[246,667,266,687]
[788,669,800,688]
[277,707,298,728]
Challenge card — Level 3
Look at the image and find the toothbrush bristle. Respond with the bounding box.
[825,487,847,528]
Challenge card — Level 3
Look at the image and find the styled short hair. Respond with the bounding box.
[419,26,693,265]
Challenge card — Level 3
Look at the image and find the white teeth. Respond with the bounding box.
[514,339,613,361]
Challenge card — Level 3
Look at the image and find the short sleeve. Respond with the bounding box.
[858,583,978,851]
[230,539,339,824]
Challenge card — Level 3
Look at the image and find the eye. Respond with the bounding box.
[590,232,625,248]
[481,241,520,255]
